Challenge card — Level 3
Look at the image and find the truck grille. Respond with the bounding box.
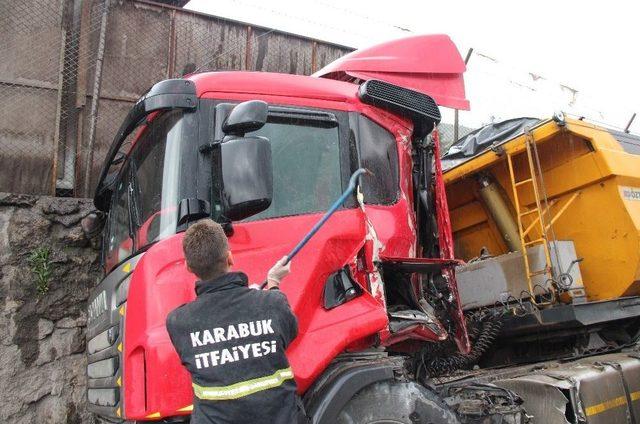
[86,255,142,421]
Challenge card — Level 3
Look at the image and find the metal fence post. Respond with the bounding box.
[624,113,636,133]
[83,0,109,197]
[454,48,474,144]
[51,29,67,195]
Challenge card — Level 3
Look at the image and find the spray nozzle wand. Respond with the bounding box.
[284,168,370,265]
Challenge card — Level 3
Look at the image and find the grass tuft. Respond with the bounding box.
[28,247,52,296]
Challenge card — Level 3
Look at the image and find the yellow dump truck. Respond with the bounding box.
[444,114,640,304]
[433,115,640,423]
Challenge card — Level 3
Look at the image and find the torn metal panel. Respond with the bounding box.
[363,213,386,305]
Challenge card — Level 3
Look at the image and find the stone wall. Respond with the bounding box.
[0,193,100,423]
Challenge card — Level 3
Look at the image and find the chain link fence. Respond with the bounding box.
[3,1,634,197]
[437,122,476,153]
[0,0,351,197]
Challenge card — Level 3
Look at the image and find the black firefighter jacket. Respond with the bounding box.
[166,272,305,424]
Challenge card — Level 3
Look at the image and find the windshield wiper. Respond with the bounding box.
[126,163,143,237]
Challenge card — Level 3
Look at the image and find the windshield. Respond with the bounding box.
[104,109,193,270]
[246,118,342,220]
[101,101,399,270]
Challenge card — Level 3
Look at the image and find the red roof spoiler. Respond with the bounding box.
[314,35,469,110]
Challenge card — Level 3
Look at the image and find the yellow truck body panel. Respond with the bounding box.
[444,118,640,301]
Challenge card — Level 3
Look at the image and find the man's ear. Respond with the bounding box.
[227,251,234,268]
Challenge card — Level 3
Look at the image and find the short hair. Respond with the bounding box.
[182,219,229,280]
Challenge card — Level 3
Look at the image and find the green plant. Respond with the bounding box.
[28,247,52,296]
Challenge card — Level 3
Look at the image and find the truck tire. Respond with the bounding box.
[336,380,460,424]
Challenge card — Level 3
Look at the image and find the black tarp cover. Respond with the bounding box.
[442,117,541,170]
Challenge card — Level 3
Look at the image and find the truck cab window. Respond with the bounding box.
[128,110,186,245]
[105,175,133,270]
[357,115,399,204]
[245,119,342,220]
[104,109,193,270]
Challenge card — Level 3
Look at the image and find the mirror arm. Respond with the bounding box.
[203,140,233,231]
[198,139,222,154]
[176,198,211,228]
[220,218,234,236]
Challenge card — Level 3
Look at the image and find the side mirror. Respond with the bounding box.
[222,100,268,136]
[81,211,106,239]
[220,135,273,221]
[81,211,106,249]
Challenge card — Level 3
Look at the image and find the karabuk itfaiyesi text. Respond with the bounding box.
[189,319,277,369]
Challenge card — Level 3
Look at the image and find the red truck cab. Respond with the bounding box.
[86,35,470,422]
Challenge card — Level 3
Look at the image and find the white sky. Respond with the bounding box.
[186,0,639,132]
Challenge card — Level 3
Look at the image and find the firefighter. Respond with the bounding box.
[166,219,306,423]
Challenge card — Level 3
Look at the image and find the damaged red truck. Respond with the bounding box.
[84,34,640,423]
[85,34,474,423]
